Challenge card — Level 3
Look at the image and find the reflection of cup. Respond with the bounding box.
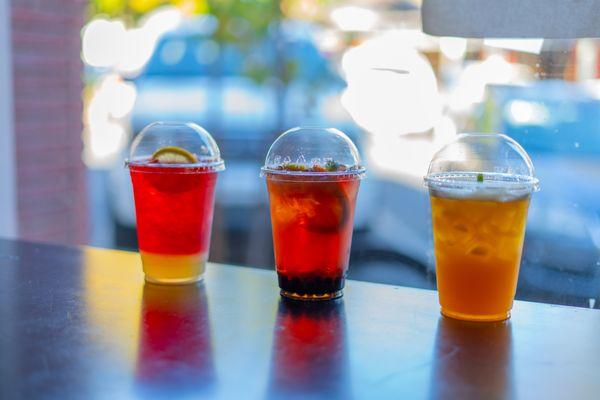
[425,133,539,321]
[268,298,350,398]
[128,122,224,284]
[136,283,214,396]
[429,317,514,399]
[262,127,365,300]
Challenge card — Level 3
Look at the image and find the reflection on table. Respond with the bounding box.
[429,316,514,399]
[267,298,350,399]
[136,283,214,397]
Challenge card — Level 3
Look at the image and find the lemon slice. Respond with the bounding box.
[151,146,198,164]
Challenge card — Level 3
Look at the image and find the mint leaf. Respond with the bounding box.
[325,160,339,172]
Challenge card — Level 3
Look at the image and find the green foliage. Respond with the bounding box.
[88,0,336,85]
[208,0,277,40]
[89,0,127,17]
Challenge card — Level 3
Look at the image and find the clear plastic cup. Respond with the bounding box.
[261,127,366,300]
[425,133,539,321]
[127,122,225,284]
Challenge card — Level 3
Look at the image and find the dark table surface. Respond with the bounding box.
[0,238,599,399]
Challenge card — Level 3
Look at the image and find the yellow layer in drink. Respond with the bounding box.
[140,251,207,285]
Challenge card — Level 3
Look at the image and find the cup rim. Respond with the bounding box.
[126,158,225,173]
[424,172,540,192]
[260,165,366,179]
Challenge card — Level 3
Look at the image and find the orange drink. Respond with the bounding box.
[430,193,530,321]
[425,133,538,322]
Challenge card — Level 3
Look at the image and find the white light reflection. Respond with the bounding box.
[449,55,519,112]
[82,18,127,68]
[341,31,442,136]
[367,116,457,185]
[81,6,183,73]
[340,31,458,185]
[314,29,342,53]
[86,75,137,123]
[330,6,378,32]
[484,39,544,54]
[439,37,467,61]
[83,121,127,167]
[83,75,136,168]
[582,79,600,99]
[140,6,183,37]
[116,27,158,73]
[505,100,549,125]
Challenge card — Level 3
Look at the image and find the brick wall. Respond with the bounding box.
[11,0,88,245]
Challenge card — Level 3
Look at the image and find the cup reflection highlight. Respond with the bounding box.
[136,283,214,395]
[268,298,350,399]
[429,317,514,399]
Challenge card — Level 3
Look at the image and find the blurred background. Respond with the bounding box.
[2,0,600,308]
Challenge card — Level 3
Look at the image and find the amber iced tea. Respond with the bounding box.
[430,193,530,321]
[426,133,538,321]
[266,173,360,300]
[262,127,365,300]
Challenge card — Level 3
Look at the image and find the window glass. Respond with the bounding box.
[75,2,600,310]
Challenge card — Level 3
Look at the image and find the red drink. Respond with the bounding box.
[266,173,360,299]
[128,122,224,284]
[136,284,214,394]
[262,126,365,300]
[130,163,217,284]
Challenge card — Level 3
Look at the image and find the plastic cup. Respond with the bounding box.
[425,133,539,321]
[261,127,365,300]
[127,122,225,285]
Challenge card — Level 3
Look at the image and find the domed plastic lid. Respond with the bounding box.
[261,126,365,179]
[425,133,539,199]
[127,122,224,171]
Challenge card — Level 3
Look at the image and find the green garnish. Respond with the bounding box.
[325,160,340,172]
[281,163,307,172]
[277,160,350,172]
[477,173,484,183]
